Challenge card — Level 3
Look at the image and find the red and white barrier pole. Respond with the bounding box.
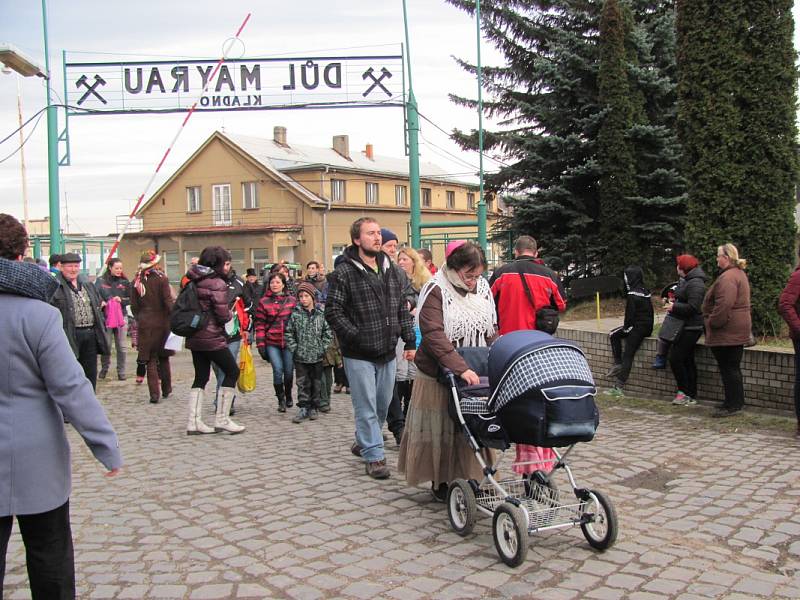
[104,13,252,266]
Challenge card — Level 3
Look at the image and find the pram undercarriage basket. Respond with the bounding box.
[444,330,618,567]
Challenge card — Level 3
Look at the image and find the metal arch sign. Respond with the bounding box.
[64,54,404,115]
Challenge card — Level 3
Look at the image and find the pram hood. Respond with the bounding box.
[487,330,595,412]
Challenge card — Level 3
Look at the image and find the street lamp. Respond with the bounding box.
[0,43,46,78]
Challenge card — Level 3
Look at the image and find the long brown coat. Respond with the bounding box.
[702,266,751,346]
[131,269,174,362]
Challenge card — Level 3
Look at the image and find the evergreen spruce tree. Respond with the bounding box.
[446,0,685,280]
[446,0,603,276]
[677,0,797,332]
[597,0,638,276]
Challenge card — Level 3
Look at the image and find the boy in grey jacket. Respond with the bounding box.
[286,282,333,423]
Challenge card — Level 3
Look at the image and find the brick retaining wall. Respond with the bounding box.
[558,324,796,415]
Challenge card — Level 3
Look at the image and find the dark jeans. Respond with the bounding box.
[191,348,240,389]
[319,366,334,408]
[387,380,414,433]
[609,326,649,385]
[0,501,75,600]
[669,329,703,398]
[295,361,322,410]
[333,365,348,388]
[792,339,800,420]
[74,327,99,391]
[710,345,745,411]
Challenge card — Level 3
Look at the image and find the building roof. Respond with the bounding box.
[223,131,475,187]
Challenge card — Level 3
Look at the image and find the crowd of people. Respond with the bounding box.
[5,205,800,597]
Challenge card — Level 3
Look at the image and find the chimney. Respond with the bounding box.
[273,126,287,146]
[332,134,350,160]
[365,143,374,160]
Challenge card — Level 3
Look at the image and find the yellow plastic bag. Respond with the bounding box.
[237,341,256,393]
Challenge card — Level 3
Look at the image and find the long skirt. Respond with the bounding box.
[398,371,493,487]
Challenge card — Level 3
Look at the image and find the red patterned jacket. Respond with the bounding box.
[255,291,296,349]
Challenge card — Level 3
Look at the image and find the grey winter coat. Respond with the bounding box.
[0,259,123,516]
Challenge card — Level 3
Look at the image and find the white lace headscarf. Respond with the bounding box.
[416,266,496,347]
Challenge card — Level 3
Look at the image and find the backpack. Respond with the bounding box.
[170,281,208,337]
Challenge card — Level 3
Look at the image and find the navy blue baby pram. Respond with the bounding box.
[445,330,599,450]
[442,330,616,568]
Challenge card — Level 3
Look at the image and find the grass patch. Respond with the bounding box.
[596,392,797,436]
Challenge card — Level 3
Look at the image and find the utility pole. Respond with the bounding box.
[476,0,487,252]
[15,76,29,230]
[42,0,62,254]
[402,0,421,248]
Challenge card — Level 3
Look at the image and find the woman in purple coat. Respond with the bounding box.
[184,246,243,435]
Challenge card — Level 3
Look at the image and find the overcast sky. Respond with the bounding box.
[1,0,502,235]
[2,2,800,236]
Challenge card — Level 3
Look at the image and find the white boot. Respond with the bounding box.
[187,388,215,435]
[215,387,245,434]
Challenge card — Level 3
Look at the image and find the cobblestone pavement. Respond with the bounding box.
[4,348,800,599]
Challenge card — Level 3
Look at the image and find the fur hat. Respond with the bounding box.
[246,268,257,277]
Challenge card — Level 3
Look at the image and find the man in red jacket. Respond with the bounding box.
[489,235,567,335]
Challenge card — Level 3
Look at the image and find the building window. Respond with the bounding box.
[467,192,476,210]
[395,185,408,207]
[331,179,346,203]
[252,249,270,275]
[332,244,347,266]
[162,251,180,285]
[446,190,456,209]
[422,187,431,208]
[184,251,199,271]
[187,186,201,213]
[229,249,245,275]
[365,182,379,205]
[242,182,259,209]
[212,184,232,226]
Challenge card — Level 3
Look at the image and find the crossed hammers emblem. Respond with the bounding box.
[362,67,392,98]
[75,74,108,105]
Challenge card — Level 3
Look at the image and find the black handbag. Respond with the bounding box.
[658,314,685,343]
[519,273,560,334]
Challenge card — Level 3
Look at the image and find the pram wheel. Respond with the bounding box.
[580,490,618,550]
[447,479,477,537]
[492,502,529,567]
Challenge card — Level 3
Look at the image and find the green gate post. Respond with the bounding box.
[42,0,62,255]
[402,0,421,248]
[476,0,487,252]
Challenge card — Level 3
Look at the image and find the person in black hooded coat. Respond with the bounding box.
[605,266,654,396]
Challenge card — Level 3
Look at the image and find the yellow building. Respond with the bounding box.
[120,127,501,282]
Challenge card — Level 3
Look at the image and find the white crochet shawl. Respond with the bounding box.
[416,267,496,347]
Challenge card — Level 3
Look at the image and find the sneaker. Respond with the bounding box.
[333,384,343,393]
[292,408,309,423]
[350,442,362,457]
[652,355,667,369]
[365,460,390,479]
[672,391,688,405]
[319,405,331,413]
[712,408,741,418]
[118,374,127,381]
[308,409,319,421]
[603,386,624,398]
[605,364,622,378]
[135,376,144,385]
